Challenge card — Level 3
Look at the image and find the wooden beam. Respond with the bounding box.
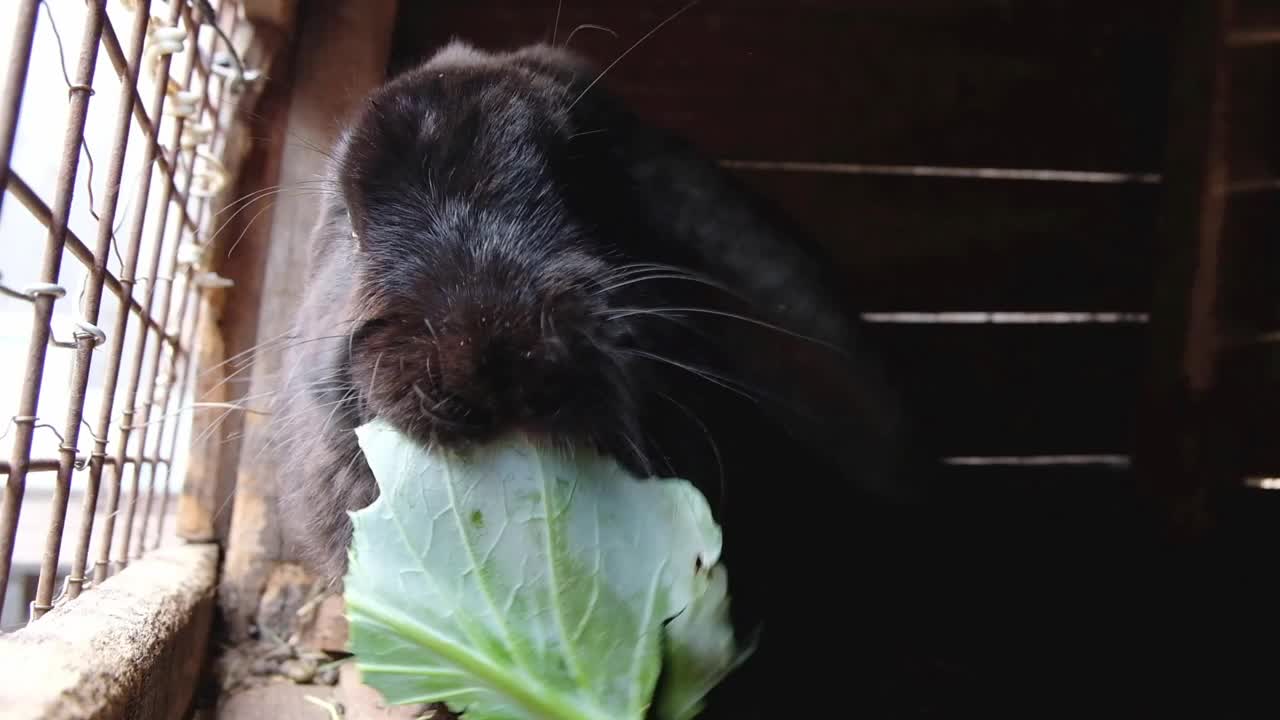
[216,0,400,642]
[1132,0,1232,537]
[0,544,219,720]
[177,15,296,546]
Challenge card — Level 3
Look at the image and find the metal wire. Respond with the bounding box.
[0,0,41,232]
[137,0,240,556]
[125,0,228,565]
[0,0,256,623]
[95,0,198,583]
[29,0,155,622]
[0,0,110,620]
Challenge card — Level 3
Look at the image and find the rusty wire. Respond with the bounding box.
[0,0,254,624]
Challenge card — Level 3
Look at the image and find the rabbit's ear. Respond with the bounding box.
[718,309,931,506]
[560,83,932,504]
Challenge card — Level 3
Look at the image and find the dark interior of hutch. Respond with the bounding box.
[372,1,1278,716]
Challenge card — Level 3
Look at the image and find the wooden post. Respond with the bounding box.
[176,13,294,545]
[0,544,219,720]
[1132,0,1232,537]
[214,0,400,642]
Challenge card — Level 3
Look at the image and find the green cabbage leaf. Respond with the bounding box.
[343,419,749,720]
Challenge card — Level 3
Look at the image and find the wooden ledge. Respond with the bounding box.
[0,543,219,720]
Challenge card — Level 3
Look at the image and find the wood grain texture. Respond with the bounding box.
[0,544,218,720]
[178,293,229,542]
[1131,0,1231,537]
[178,22,296,546]
[1129,0,1280,541]
[732,169,1160,310]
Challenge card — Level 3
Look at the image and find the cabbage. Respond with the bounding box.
[343,419,749,720]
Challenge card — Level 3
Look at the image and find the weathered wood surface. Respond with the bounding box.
[0,543,218,720]
[393,0,1172,172]
[1133,0,1280,535]
[732,169,1160,311]
[178,6,296,544]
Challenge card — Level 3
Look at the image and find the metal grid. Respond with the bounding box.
[0,0,254,627]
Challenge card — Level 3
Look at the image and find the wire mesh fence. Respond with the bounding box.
[0,0,256,630]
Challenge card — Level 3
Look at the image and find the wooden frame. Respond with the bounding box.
[200,0,400,642]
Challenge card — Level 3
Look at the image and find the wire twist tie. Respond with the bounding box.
[23,283,67,299]
[190,148,229,197]
[181,122,213,150]
[148,24,187,56]
[167,90,202,119]
[73,320,107,347]
[211,59,262,85]
[177,241,209,268]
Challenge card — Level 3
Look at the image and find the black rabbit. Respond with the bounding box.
[275,41,927,718]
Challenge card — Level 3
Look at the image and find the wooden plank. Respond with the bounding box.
[1130,0,1279,536]
[1131,0,1230,538]
[0,544,218,720]
[1218,189,1280,337]
[1235,0,1280,29]
[1218,342,1280,475]
[868,324,1145,456]
[178,18,296,546]
[216,0,400,642]
[1215,20,1280,481]
[1225,44,1278,185]
[731,169,1159,310]
[391,0,1172,171]
[1218,11,1280,490]
[905,464,1144,549]
[918,465,1145,544]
